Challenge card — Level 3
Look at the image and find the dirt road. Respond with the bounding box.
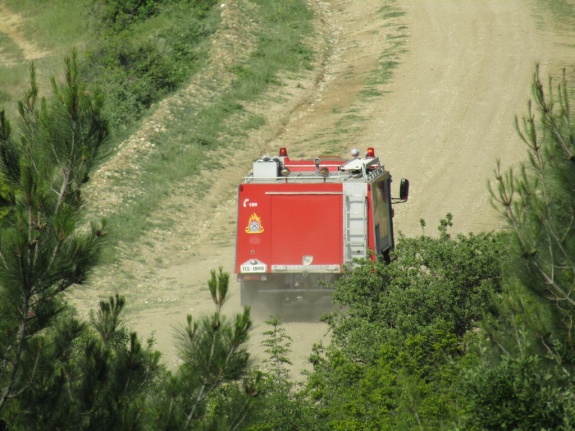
[375,0,575,237]
[95,0,575,378]
[4,0,573,378]
[130,0,574,377]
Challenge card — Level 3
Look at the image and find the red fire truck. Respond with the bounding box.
[235,147,408,307]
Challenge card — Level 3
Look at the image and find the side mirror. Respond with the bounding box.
[399,178,409,202]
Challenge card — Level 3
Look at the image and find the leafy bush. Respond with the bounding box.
[308,217,506,430]
[325,216,505,363]
[83,37,181,126]
[462,353,575,431]
[93,0,162,30]
[83,0,220,131]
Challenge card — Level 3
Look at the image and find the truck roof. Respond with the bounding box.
[245,148,388,184]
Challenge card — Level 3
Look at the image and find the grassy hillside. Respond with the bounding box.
[0,0,92,107]
[0,0,316,249]
[1,0,223,130]
[1,0,573,252]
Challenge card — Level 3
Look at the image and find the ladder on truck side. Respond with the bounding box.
[343,183,368,263]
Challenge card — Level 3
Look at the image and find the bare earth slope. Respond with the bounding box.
[3,0,574,377]
[373,0,575,237]
[127,0,574,376]
[87,0,575,377]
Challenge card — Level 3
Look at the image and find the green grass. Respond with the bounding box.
[0,32,22,62]
[358,88,384,98]
[532,0,575,31]
[242,112,267,130]
[0,0,93,113]
[4,0,92,51]
[99,0,316,246]
[309,0,407,155]
[0,63,26,104]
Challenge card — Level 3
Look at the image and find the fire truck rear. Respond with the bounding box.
[235,147,408,308]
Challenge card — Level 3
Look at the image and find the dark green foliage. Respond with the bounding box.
[0,52,163,430]
[462,353,574,431]
[490,67,575,348]
[93,0,162,30]
[84,0,219,130]
[309,325,477,431]
[0,149,13,220]
[0,53,159,431]
[88,37,180,121]
[93,0,219,30]
[326,217,503,362]
[0,52,109,415]
[147,267,259,431]
[461,67,575,431]
[182,0,220,19]
[308,219,504,430]
[3,268,259,430]
[4,298,160,430]
[0,256,256,430]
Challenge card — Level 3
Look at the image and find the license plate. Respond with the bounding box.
[241,264,267,273]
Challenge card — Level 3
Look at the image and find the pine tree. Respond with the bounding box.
[6,295,161,430]
[0,51,109,415]
[489,65,575,355]
[149,267,260,431]
[492,68,575,338]
[462,66,575,430]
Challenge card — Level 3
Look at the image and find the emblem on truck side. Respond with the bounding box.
[245,213,264,234]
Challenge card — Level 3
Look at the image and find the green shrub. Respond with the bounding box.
[94,0,162,30]
[84,37,180,126]
[82,1,219,130]
[462,354,575,431]
[308,218,506,430]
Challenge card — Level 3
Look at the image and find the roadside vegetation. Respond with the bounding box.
[98,0,315,245]
[1,0,575,430]
[1,0,316,250]
[332,2,408,147]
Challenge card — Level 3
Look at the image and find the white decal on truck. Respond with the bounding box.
[243,199,258,208]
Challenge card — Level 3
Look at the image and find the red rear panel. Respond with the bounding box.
[235,183,343,274]
[270,192,342,265]
[235,184,272,274]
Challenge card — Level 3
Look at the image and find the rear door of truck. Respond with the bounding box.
[267,184,343,270]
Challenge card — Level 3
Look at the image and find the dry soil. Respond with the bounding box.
[2,0,575,380]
